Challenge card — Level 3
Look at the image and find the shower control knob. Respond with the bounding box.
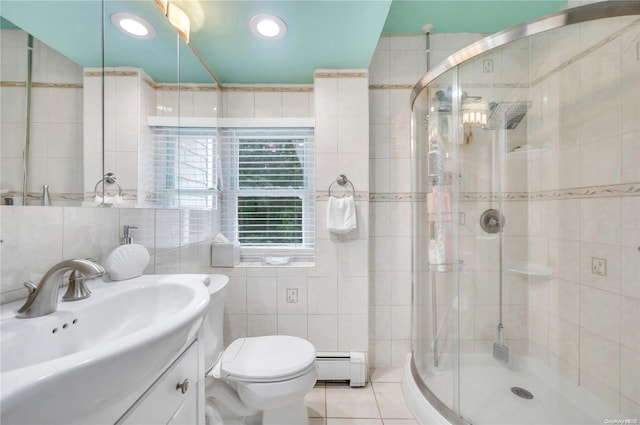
[480,209,505,234]
[176,379,189,394]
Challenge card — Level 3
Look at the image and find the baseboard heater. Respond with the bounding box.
[316,352,367,387]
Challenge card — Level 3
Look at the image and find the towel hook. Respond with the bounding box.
[328,174,355,197]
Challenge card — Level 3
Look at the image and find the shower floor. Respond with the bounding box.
[419,354,622,425]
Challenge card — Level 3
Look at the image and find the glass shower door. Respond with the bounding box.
[411,69,463,419]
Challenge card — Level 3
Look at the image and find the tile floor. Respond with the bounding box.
[305,368,418,425]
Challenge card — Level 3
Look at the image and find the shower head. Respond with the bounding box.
[486,101,532,130]
[422,23,434,34]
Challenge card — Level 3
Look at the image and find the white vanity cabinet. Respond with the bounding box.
[117,341,202,425]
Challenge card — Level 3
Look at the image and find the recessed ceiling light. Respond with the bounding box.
[250,14,287,40]
[111,12,156,40]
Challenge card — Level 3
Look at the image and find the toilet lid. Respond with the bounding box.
[221,335,316,381]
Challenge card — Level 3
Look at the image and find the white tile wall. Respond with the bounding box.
[368,33,488,367]
[367,20,640,417]
[222,85,313,118]
[1,30,83,202]
[526,18,640,415]
[214,71,369,354]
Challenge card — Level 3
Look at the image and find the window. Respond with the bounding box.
[145,127,217,209]
[220,128,314,261]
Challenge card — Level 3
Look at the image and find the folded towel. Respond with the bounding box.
[327,195,357,234]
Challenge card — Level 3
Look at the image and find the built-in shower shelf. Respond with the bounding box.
[507,147,551,159]
[505,261,552,279]
[429,261,464,273]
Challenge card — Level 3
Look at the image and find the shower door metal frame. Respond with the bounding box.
[410,1,640,109]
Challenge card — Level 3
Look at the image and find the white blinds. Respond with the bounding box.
[220,128,315,261]
[145,127,217,209]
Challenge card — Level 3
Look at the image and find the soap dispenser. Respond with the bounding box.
[121,225,138,245]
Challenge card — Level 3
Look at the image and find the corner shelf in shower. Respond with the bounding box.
[504,260,552,279]
[429,260,464,273]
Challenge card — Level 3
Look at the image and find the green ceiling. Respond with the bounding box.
[0,0,568,85]
[383,0,568,34]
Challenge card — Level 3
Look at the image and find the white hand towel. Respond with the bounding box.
[327,195,357,234]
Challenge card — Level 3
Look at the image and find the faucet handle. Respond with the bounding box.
[23,281,37,294]
[62,271,92,302]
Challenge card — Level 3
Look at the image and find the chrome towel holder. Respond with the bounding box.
[328,174,355,197]
[94,172,122,198]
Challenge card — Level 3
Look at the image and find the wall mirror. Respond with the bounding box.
[0,0,218,209]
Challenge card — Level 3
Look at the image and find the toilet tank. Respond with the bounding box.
[203,274,229,371]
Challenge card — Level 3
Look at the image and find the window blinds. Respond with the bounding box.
[220,128,315,261]
[145,127,217,209]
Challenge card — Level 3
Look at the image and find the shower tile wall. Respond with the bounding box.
[368,33,485,367]
[1,30,83,203]
[524,18,640,417]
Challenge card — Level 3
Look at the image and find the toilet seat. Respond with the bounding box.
[220,335,316,383]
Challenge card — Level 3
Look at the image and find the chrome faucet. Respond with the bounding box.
[15,259,105,319]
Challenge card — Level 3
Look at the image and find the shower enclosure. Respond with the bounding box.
[406,2,640,424]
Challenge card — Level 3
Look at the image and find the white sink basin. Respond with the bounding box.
[1,274,211,425]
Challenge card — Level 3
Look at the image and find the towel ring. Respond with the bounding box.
[94,172,122,198]
[328,174,355,198]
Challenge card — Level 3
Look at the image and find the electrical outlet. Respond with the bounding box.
[483,59,494,73]
[286,288,298,303]
[591,257,607,276]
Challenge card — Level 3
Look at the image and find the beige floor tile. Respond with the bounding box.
[306,384,327,418]
[370,368,404,383]
[310,418,327,425]
[382,420,419,425]
[326,384,381,419]
[327,420,383,425]
[372,382,414,419]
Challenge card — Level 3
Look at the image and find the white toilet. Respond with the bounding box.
[202,274,317,425]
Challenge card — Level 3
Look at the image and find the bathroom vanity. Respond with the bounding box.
[117,340,203,425]
[0,275,210,425]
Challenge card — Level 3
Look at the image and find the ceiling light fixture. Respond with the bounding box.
[250,14,287,40]
[111,12,156,40]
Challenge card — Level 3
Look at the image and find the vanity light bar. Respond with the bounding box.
[153,0,191,44]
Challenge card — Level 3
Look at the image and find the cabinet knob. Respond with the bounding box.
[176,379,189,394]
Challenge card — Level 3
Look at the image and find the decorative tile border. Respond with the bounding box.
[370,183,640,203]
[526,183,640,201]
[369,84,414,90]
[222,85,313,93]
[314,71,368,79]
[316,191,369,202]
[154,83,218,92]
[7,184,637,206]
[370,192,419,202]
[1,81,82,89]
[84,69,139,78]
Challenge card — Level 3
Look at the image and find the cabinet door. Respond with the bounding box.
[118,341,199,425]
[167,388,197,425]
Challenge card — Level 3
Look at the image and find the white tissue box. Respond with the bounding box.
[211,243,240,267]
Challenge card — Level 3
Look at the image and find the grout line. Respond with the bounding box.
[370,381,385,421]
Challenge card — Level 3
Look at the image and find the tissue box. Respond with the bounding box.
[211,243,240,267]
